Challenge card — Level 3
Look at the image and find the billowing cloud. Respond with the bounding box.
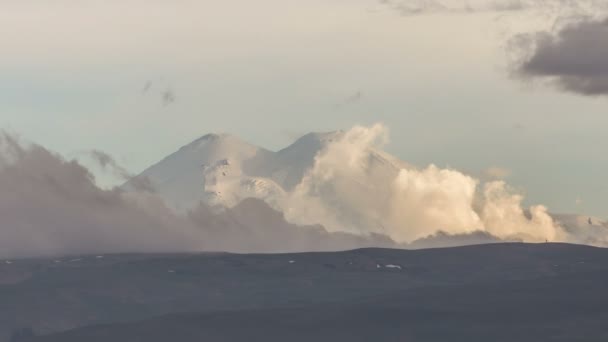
[280,124,569,244]
[514,18,608,96]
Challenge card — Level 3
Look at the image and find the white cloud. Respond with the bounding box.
[281,124,567,243]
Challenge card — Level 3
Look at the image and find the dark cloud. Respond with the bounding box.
[515,18,608,96]
[381,1,608,97]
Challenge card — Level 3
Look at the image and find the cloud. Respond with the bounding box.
[408,230,509,249]
[188,198,397,253]
[85,149,155,192]
[0,132,208,258]
[279,124,569,244]
[381,1,608,96]
[481,166,511,180]
[88,149,131,180]
[0,134,199,258]
[3,124,606,259]
[513,18,608,96]
[380,0,608,16]
[0,133,397,258]
[334,91,363,109]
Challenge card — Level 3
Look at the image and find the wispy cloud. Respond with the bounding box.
[88,149,131,180]
[380,0,608,16]
[381,0,608,96]
[482,166,511,180]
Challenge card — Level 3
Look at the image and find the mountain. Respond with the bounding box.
[123,133,280,212]
[123,130,405,214]
[123,129,607,246]
[9,243,608,342]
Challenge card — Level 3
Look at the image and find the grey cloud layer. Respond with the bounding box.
[0,133,202,257]
[0,134,401,258]
[515,18,608,96]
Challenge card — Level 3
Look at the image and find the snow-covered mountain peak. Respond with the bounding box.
[180,133,262,156]
[123,132,276,211]
[292,130,344,144]
[276,131,340,157]
[126,129,410,212]
[125,127,607,247]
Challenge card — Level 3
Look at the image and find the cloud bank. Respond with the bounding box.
[0,133,396,258]
[2,125,607,259]
[0,133,198,258]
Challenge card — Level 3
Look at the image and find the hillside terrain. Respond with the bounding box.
[2,243,608,341]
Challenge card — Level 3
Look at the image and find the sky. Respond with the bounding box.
[1,0,607,217]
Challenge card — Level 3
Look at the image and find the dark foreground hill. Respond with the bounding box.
[3,243,608,341]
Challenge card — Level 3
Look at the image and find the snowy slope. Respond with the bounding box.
[124,133,279,211]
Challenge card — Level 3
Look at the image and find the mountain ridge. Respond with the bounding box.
[8,243,608,342]
[123,127,607,246]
